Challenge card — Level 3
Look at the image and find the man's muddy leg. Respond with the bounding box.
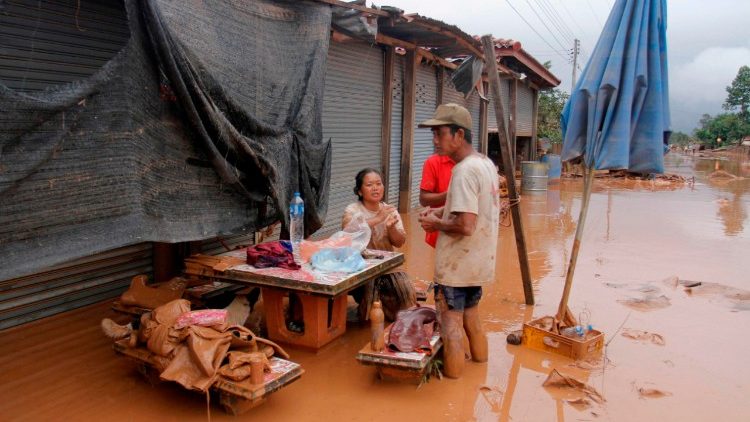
[436,289,465,378]
[463,305,487,362]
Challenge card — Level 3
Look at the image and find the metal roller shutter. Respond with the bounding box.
[0,243,153,329]
[517,83,534,136]
[0,0,129,92]
[410,62,438,209]
[319,40,384,237]
[487,78,512,133]
[388,54,405,207]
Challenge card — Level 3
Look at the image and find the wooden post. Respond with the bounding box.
[398,49,417,213]
[479,83,489,154]
[436,66,444,105]
[531,87,539,161]
[481,35,534,305]
[381,46,394,200]
[510,78,518,170]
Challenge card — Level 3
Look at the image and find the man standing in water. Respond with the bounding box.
[417,103,500,378]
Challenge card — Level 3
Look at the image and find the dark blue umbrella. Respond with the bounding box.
[556,0,670,324]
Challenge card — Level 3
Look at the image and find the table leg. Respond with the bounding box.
[261,287,347,350]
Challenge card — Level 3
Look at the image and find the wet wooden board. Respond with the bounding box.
[110,301,151,316]
[113,340,303,415]
[111,282,244,316]
[183,249,405,297]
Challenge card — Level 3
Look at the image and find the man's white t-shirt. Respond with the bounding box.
[434,154,500,287]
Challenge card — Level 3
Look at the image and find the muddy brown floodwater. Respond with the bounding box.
[1,153,749,421]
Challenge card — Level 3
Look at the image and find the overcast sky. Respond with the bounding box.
[384,0,750,134]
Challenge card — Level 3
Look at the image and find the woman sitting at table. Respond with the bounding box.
[343,168,416,321]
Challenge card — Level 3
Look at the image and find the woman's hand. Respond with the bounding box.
[385,211,399,229]
[375,204,396,224]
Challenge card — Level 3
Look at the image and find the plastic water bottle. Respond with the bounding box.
[289,192,304,264]
[560,325,584,339]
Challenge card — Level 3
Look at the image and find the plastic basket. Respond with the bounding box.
[522,317,604,360]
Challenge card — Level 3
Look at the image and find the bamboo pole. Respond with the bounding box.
[481,35,534,305]
[556,166,595,322]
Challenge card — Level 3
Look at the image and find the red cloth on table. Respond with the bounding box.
[246,241,300,270]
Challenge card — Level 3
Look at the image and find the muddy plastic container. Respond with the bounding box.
[522,317,604,360]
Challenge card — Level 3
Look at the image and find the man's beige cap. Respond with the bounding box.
[418,103,472,130]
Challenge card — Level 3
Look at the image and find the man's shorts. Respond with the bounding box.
[434,284,482,311]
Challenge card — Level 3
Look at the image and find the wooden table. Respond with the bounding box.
[184,249,404,350]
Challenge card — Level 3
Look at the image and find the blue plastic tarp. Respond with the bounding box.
[561,0,670,174]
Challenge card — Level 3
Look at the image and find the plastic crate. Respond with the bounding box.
[522,317,604,360]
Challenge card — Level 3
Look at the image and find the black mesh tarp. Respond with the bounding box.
[0,0,332,280]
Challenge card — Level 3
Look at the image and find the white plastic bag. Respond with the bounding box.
[330,213,371,252]
[298,213,371,263]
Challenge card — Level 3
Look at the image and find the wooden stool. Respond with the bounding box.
[261,287,347,350]
[356,325,442,384]
[113,340,303,415]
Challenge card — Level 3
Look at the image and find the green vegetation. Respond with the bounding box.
[692,65,750,148]
[537,61,569,145]
[669,131,694,146]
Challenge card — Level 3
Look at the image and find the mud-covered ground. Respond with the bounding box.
[1,152,748,421]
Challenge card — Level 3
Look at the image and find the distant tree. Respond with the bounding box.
[669,131,692,146]
[538,88,569,144]
[537,61,569,144]
[723,65,750,117]
[694,113,750,147]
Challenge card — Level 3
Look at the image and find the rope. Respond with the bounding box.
[499,197,521,227]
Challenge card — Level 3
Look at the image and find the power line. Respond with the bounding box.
[558,0,594,43]
[537,0,577,44]
[504,0,570,63]
[525,0,569,51]
[585,0,603,26]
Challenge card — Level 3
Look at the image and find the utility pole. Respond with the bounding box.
[571,38,580,92]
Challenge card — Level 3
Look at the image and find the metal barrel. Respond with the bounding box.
[541,154,562,181]
[521,161,549,192]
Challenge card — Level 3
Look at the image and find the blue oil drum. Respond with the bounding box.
[541,154,562,181]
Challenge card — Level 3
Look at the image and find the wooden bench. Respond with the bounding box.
[113,340,303,415]
[356,325,442,384]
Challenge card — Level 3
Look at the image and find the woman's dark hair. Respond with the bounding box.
[354,168,383,201]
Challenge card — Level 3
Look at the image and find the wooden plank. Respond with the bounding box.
[481,35,534,305]
[381,45,394,200]
[398,49,417,214]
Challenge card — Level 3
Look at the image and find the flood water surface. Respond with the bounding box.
[1,153,748,421]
